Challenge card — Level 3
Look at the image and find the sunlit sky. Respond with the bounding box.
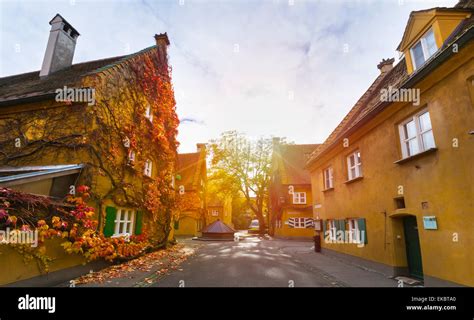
[0,0,457,153]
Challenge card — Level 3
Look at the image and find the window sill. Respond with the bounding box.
[322,187,334,193]
[344,176,363,184]
[394,148,437,165]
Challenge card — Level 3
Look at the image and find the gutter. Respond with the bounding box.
[0,92,56,107]
[306,25,474,169]
[0,164,84,187]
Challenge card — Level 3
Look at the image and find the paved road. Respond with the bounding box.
[153,236,344,287]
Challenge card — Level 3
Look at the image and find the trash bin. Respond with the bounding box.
[313,233,321,253]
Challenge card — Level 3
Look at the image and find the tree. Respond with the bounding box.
[209,131,272,233]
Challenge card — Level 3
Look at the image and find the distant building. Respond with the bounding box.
[207,197,233,228]
[306,1,474,286]
[269,138,319,240]
[174,144,207,236]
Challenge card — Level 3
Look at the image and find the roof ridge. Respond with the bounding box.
[0,46,156,80]
[87,45,157,75]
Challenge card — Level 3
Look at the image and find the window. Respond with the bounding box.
[114,208,135,237]
[328,220,337,241]
[323,167,334,189]
[347,219,360,244]
[293,192,306,204]
[289,217,313,229]
[347,150,362,180]
[144,159,153,177]
[296,218,305,228]
[128,150,136,163]
[145,105,153,122]
[410,29,438,70]
[394,197,406,209]
[399,110,435,158]
[211,210,219,217]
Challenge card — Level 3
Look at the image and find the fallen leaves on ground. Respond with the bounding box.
[74,244,195,285]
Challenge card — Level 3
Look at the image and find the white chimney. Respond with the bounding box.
[40,14,80,77]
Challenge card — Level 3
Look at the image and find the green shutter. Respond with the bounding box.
[174,220,179,230]
[338,219,346,241]
[135,211,143,235]
[322,220,326,236]
[103,206,117,237]
[358,218,368,244]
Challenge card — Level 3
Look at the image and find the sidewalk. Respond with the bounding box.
[275,240,401,287]
[58,243,198,287]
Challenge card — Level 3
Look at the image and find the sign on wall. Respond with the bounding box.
[423,216,438,230]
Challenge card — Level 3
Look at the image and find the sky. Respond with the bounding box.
[0,0,457,153]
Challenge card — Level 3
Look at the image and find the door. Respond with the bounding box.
[403,216,424,279]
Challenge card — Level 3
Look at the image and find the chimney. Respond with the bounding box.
[196,143,206,153]
[154,33,170,57]
[154,33,170,46]
[377,58,395,74]
[40,14,80,77]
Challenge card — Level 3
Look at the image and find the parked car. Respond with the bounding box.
[248,219,260,234]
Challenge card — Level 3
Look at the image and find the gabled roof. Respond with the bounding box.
[0,45,158,106]
[306,2,474,168]
[397,7,472,51]
[276,144,319,185]
[201,219,235,234]
[176,151,205,190]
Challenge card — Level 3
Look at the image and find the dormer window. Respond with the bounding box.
[410,29,438,70]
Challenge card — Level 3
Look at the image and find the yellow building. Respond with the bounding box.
[270,138,319,240]
[207,197,233,228]
[174,144,207,236]
[307,2,474,286]
[0,14,178,285]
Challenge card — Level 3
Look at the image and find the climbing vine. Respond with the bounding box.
[0,186,151,272]
[0,43,180,251]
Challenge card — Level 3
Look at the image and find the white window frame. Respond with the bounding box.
[323,167,334,189]
[275,220,282,229]
[145,105,153,122]
[292,217,305,229]
[347,219,360,244]
[293,192,307,204]
[328,220,337,241]
[398,110,436,158]
[144,159,153,177]
[113,208,135,237]
[128,150,136,163]
[346,150,362,180]
[211,209,219,217]
[410,28,438,70]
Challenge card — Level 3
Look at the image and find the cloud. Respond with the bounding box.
[0,0,458,152]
